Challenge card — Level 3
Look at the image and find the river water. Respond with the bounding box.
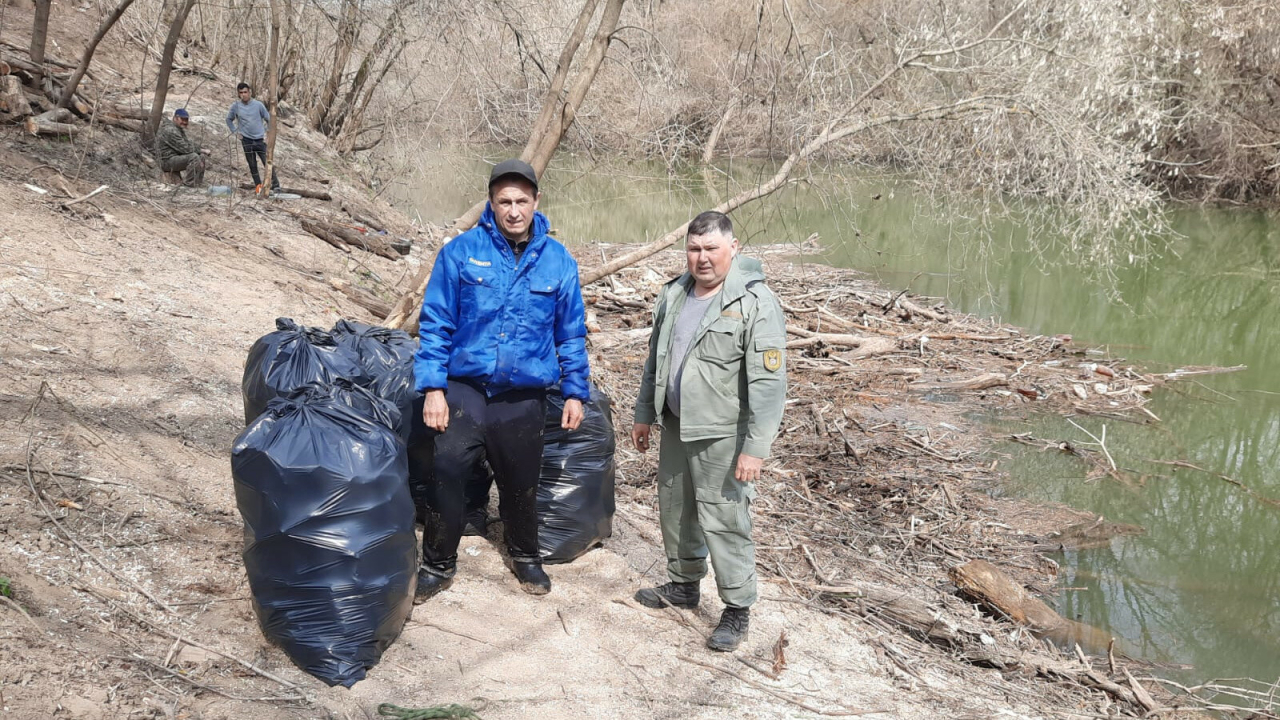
[397,154,1280,685]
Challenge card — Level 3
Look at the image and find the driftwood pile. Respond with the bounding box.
[581,242,1261,719]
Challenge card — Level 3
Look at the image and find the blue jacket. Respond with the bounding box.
[414,205,590,401]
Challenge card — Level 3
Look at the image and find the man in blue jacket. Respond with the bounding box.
[413,159,590,601]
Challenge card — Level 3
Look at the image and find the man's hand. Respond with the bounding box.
[200,148,211,156]
[631,423,652,453]
[561,398,584,430]
[735,453,764,483]
[422,389,449,432]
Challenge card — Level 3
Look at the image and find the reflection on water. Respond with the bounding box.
[397,153,1280,683]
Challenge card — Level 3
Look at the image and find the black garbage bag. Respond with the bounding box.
[241,318,367,424]
[330,319,418,442]
[538,383,616,563]
[230,380,416,687]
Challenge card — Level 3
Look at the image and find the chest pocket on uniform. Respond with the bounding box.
[698,315,744,367]
[527,273,559,325]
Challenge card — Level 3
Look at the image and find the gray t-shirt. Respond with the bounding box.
[665,287,716,417]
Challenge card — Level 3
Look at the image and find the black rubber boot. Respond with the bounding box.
[634,581,700,610]
[706,606,749,652]
[413,569,453,605]
[512,561,551,595]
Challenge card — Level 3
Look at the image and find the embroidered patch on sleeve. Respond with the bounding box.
[763,349,782,372]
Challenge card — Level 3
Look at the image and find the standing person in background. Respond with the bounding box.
[225,82,280,193]
[630,210,788,652]
[412,159,590,602]
[155,108,210,186]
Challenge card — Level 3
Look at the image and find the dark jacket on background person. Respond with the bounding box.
[155,118,199,164]
[414,204,590,401]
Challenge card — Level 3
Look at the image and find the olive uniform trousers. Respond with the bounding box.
[657,411,757,608]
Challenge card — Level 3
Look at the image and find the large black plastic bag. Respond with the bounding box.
[538,383,616,563]
[241,318,367,424]
[230,381,416,687]
[330,319,418,442]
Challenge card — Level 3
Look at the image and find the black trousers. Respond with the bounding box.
[240,136,279,189]
[420,380,546,576]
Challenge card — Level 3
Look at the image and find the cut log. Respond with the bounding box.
[300,219,351,254]
[0,75,32,118]
[786,333,899,359]
[238,183,331,201]
[24,108,78,136]
[948,559,1115,652]
[327,224,398,260]
[912,372,1008,392]
[340,201,387,232]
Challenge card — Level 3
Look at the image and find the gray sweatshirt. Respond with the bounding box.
[225,98,269,139]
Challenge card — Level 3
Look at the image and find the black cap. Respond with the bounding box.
[488,159,539,192]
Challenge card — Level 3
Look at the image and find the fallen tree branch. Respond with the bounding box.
[911,372,1008,392]
[61,184,109,209]
[238,183,331,201]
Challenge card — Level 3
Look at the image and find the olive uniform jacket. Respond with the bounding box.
[634,255,787,459]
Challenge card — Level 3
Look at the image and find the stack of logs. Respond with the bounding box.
[2,52,145,136]
[300,219,409,261]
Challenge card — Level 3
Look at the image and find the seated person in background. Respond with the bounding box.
[155,108,210,187]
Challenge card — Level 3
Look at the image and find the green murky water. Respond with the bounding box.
[396,153,1280,685]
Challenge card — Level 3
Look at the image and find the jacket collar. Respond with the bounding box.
[479,203,550,257]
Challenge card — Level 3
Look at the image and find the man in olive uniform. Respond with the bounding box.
[155,108,209,186]
[631,210,787,652]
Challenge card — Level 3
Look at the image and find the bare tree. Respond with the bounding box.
[28,0,50,88]
[260,0,283,195]
[144,0,200,141]
[308,0,360,132]
[380,0,629,330]
[449,0,627,231]
[58,0,139,109]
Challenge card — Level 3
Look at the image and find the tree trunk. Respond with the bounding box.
[379,0,628,331]
[144,0,199,142]
[261,0,283,195]
[449,0,626,234]
[701,100,736,164]
[309,0,359,131]
[948,559,1116,653]
[29,0,51,88]
[522,0,601,157]
[324,0,409,137]
[335,37,406,154]
[58,0,140,110]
